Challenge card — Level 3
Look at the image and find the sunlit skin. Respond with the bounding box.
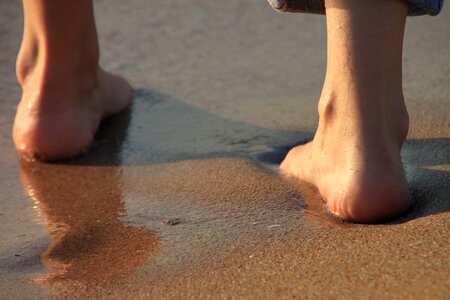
[280,0,411,222]
[13,0,411,222]
[13,0,131,160]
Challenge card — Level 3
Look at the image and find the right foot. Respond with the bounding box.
[280,89,411,223]
[280,0,411,223]
[13,67,131,160]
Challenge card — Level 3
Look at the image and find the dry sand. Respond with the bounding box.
[0,1,449,299]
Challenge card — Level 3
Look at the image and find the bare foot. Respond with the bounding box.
[280,91,410,223]
[13,0,132,160]
[13,67,131,160]
[279,0,411,223]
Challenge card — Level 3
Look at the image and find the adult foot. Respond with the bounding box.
[280,90,410,223]
[280,0,410,223]
[13,66,131,160]
[13,0,132,161]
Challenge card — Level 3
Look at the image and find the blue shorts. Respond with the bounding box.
[268,0,444,16]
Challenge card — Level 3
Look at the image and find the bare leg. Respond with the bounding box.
[280,0,410,222]
[13,0,131,160]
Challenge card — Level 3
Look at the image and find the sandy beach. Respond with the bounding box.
[0,1,449,298]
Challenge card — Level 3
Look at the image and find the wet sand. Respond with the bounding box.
[0,1,449,299]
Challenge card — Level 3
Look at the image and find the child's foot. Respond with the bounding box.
[280,89,411,223]
[13,67,131,160]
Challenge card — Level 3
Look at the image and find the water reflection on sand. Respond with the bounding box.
[19,160,158,288]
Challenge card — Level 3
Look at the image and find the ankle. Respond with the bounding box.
[16,42,101,108]
[17,29,99,92]
[316,83,409,147]
[17,46,99,85]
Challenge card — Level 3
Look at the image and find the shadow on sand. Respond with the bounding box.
[61,90,450,223]
[44,88,450,224]
[16,89,449,288]
[16,88,310,289]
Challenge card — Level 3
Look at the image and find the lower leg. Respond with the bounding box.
[14,0,131,160]
[281,0,410,222]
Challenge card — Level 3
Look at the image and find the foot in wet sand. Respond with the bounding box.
[280,0,411,222]
[13,0,131,160]
[280,91,411,223]
[13,67,131,160]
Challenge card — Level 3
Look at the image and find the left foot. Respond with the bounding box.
[13,67,131,160]
[12,0,132,161]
